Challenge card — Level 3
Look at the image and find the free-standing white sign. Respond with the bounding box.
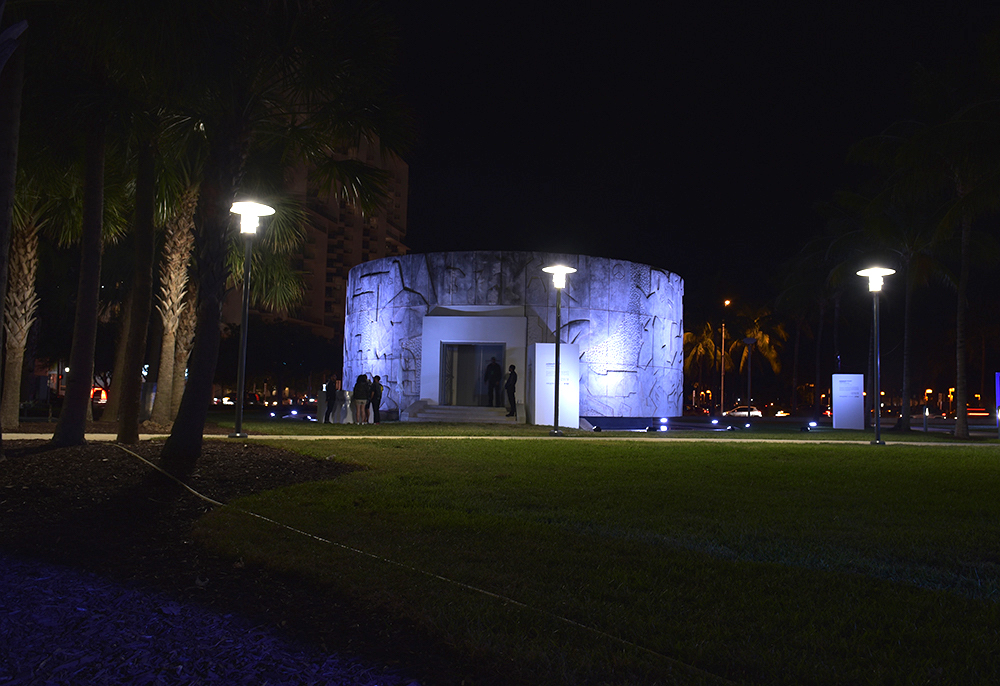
[832,374,865,430]
[995,371,999,426]
[527,343,580,427]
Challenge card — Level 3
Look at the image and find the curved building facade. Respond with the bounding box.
[343,251,684,419]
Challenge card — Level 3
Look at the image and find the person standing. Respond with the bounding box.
[369,375,383,424]
[504,364,518,418]
[484,357,502,407]
[323,375,336,423]
[351,374,370,424]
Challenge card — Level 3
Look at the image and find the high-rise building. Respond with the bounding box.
[229,138,408,350]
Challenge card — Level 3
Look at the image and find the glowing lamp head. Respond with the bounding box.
[857,266,895,292]
[231,201,275,235]
[542,264,577,289]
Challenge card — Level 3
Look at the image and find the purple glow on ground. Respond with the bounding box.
[0,554,419,685]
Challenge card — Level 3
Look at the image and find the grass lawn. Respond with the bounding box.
[193,437,1000,685]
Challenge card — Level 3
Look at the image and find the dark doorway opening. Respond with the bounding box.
[441,343,505,406]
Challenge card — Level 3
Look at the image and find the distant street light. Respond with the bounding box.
[857,266,894,445]
[542,264,577,436]
[229,200,275,438]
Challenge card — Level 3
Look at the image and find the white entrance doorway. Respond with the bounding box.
[420,311,527,408]
[440,343,505,406]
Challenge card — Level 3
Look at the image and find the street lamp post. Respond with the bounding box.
[542,264,576,436]
[857,266,894,445]
[229,200,275,438]
[720,299,730,414]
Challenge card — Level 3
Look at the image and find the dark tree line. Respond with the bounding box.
[686,34,1000,434]
[0,0,411,470]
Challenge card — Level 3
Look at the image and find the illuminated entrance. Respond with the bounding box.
[440,343,505,406]
[420,311,527,409]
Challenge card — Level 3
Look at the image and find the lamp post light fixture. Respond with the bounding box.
[542,264,577,436]
[229,200,275,438]
[857,266,895,445]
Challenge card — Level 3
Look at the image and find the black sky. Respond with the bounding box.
[387,1,1000,322]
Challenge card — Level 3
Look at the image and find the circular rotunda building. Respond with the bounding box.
[343,251,683,423]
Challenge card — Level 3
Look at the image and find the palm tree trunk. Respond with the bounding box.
[52,111,106,447]
[171,285,196,421]
[899,265,914,431]
[812,300,826,418]
[1,344,24,428]
[790,317,801,414]
[160,130,244,476]
[954,214,970,439]
[150,186,196,425]
[150,325,176,425]
[832,294,841,373]
[1,218,39,430]
[980,332,986,404]
[0,30,24,453]
[116,139,156,443]
[102,293,131,423]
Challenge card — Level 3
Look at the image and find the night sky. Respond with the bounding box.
[388,1,1000,324]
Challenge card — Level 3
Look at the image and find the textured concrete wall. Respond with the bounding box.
[343,251,684,417]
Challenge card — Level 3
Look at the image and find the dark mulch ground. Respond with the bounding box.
[0,431,483,685]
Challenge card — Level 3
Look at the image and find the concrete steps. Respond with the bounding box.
[403,402,524,424]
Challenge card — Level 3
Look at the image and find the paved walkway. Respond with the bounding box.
[7,432,997,446]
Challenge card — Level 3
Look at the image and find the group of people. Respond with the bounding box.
[484,357,517,417]
[350,373,383,424]
[323,357,518,424]
[323,373,383,424]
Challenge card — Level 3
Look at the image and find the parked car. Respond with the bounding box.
[910,406,944,419]
[724,405,762,418]
[683,404,710,416]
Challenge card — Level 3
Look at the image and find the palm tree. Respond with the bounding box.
[683,322,716,408]
[49,116,108,446]
[860,188,952,430]
[114,130,157,443]
[159,0,411,476]
[2,218,38,429]
[14,0,202,445]
[728,307,788,407]
[148,185,197,425]
[0,0,27,453]
[223,193,309,314]
[36,0,122,446]
[850,62,1000,438]
[1,172,46,428]
[776,247,823,415]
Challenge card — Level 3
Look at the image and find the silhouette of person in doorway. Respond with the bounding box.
[484,357,502,407]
